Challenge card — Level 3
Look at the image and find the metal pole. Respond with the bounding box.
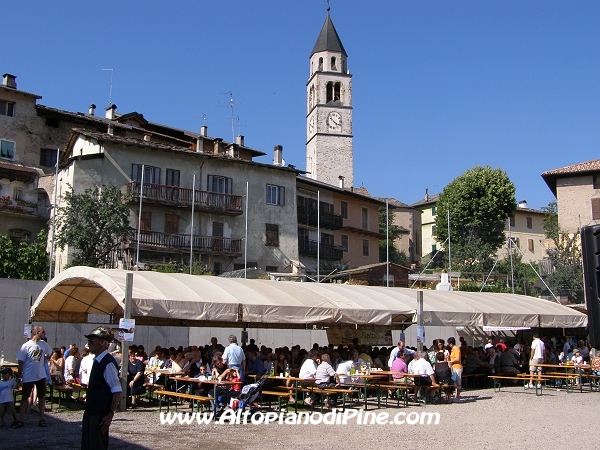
[317,190,320,283]
[135,165,144,270]
[417,290,424,352]
[447,209,451,285]
[244,181,248,279]
[119,272,133,412]
[508,218,514,294]
[189,174,195,274]
[386,199,389,287]
[48,147,60,280]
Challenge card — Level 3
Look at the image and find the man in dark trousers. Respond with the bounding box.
[82,327,122,450]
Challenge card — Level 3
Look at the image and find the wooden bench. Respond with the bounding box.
[51,384,83,410]
[462,373,487,389]
[155,390,212,412]
[260,390,291,410]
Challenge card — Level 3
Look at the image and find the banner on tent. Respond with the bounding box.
[482,326,531,332]
[326,328,393,346]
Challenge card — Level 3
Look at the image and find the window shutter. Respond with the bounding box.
[226,177,233,194]
[154,167,161,184]
[279,186,285,206]
[207,175,214,192]
[592,198,600,220]
[131,164,139,182]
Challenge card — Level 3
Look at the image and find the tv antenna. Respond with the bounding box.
[219,91,240,143]
[101,68,114,104]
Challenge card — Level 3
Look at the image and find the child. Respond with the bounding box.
[0,368,18,428]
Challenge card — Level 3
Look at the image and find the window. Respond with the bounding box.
[321,233,334,246]
[13,188,23,201]
[341,234,349,252]
[362,239,370,257]
[298,227,309,244]
[361,207,369,230]
[138,211,152,231]
[340,201,348,219]
[266,184,285,206]
[594,175,600,189]
[0,139,15,159]
[131,164,161,184]
[265,224,279,246]
[592,198,600,220]
[526,217,533,229]
[326,82,341,103]
[212,222,224,237]
[431,206,437,216]
[331,56,337,71]
[528,239,534,252]
[46,117,59,128]
[431,225,436,236]
[515,238,520,249]
[509,216,515,227]
[207,174,232,193]
[40,148,58,167]
[318,57,323,71]
[432,244,437,253]
[164,214,179,234]
[213,262,222,276]
[266,265,278,272]
[165,169,180,187]
[0,100,15,117]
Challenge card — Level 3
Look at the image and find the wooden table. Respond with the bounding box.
[534,363,593,392]
[169,376,242,417]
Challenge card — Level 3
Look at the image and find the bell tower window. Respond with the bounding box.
[318,57,323,71]
[331,57,337,71]
[326,82,341,104]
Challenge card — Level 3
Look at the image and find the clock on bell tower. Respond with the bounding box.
[306,11,353,188]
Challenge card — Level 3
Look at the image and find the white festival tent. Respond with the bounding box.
[31,267,587,330]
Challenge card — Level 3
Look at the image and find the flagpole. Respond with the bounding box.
[189,173,195,274]
[135,165,144,270]
[244,181,248,279]
[48,147,60,280]
[386,199,389,287]
[317,190,320,283]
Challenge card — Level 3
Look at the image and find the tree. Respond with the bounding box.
[434,166,516,273]
[541,201,584,302]
[55,185,133,268]
[0,230,49,280]
[378,206,409,266]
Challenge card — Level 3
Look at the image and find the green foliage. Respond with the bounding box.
[495,253,541,296]
[458,281,512,293]
[153,258,211,275]
[55,185,133,268]
[378,206,409,265]
[539,203,583,302]
[0,230,49,280]
[435,166,516,273]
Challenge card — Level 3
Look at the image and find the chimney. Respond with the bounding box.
[196,135,204,153]
[143,133,151,142]
[88,104,96,115]
[338,176,345,189]
[2,73,17,89]
[425,188,429,201]
[105,104,117,120]
[273,145,283,166]
[107,124,114,135]
[200,125,208,137]
[236,135,244,146]
[213,138,223,155]
[518,200,527,209]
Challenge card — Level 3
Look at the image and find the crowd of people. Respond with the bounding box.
[3,329,600,430]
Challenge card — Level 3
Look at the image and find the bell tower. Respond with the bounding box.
[306,10,353,188]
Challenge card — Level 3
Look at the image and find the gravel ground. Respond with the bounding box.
[4,385,596,450]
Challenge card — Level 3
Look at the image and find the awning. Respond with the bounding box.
[31,267,588,329]
[31,267,416,328]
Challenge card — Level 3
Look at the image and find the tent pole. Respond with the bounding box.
[136,165,144,270]
[417,290,424,352]
[189,173,195,274]
[119,272,133,412]
[317,190,320,283]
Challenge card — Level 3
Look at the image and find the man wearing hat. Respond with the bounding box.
[81,327,122,450]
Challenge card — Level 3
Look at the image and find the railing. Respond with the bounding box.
[0,199,46,217]
[126,182,243,214]
[298,239,344,260]
[297,205,343,229]
[132,230,242,255]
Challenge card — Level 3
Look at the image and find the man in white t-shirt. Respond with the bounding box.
[299,350,319,406]
[14,325,52,428]
[388,340,415,368]
[528,333,545,389]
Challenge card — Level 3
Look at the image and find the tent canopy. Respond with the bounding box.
[31,267,588,329]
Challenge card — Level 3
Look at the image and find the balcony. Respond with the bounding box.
[0,197,48,218]
[297,205,343,230]
[298,239,344,261]
[130,230,242,256]
[125,182,243,215]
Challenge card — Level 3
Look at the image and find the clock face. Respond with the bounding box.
[327,111,342,131]
[309,116,315,134]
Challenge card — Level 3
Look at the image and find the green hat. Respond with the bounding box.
[85,326,114,342]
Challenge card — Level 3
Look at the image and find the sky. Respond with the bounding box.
[4,1,600,210]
